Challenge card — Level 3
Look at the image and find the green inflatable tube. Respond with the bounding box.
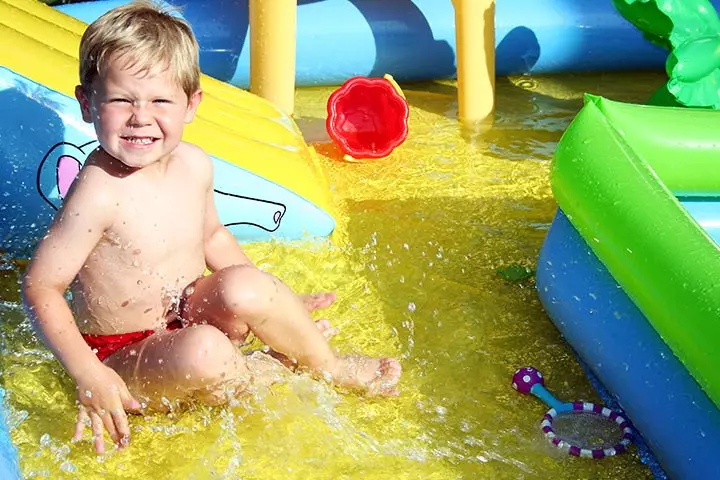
[551,94,720,408]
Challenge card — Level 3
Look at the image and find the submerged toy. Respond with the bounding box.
[512,367,633,459]
[326,75,409,161]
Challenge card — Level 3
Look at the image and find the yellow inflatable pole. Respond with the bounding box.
[451,0,496,123]
[249,0,297,116]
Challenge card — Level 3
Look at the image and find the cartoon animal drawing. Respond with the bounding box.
[36,141,286,232]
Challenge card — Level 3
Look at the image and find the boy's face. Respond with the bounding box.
[75,57,201,169]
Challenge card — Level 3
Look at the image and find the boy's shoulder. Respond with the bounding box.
[76,151,121,187]
[59,153,121,214]
[175,142,211,167]
[173,141,213,180]
[176,141,208,158]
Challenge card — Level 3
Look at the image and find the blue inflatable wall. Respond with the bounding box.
[537,209,720,480]
[56,0,720,87]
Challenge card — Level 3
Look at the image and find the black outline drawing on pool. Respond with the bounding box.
[36,141,286,233]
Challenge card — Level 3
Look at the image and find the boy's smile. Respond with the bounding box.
[75,55,202,170]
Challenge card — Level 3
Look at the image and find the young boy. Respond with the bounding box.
[22,0,401,455]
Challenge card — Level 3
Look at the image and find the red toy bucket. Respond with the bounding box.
[326,75,409,160]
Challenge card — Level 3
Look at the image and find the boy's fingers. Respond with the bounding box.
[110,409,131,448]
[100,409,121,446]
[90,411,105,454]
[120,390,142,413]
[303,292,336,311]
[73,406,89,442]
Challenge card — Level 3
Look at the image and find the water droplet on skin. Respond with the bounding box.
[84,390,92,399]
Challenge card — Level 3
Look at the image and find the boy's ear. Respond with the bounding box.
[74,85,92,123]
[184,89,203,123]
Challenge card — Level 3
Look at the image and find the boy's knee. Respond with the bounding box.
[217,265,277,317]
[175,325,237,386]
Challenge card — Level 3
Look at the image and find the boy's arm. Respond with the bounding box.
[22,167,112,379]
[24,165,140,452]
[201,155,255,271]
[197,150,337,311]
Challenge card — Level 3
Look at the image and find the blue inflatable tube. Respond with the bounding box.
[537,209,720,480]
[0,389,20,479]
[55,0,720,88]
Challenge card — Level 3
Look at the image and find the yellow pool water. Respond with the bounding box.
[0,71,666,479]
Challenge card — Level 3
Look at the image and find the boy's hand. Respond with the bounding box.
[301,292,336,312]
[72,363,141,454]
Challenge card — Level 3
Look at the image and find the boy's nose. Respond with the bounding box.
[129,103,152,125]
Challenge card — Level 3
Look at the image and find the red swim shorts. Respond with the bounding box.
[82,319,184,362]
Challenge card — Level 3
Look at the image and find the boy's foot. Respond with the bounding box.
[331,355,402,396]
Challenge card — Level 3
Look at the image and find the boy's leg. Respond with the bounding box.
[103,324,284,410]
[180,265,401,395]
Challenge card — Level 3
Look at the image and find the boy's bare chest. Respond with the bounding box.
[105,186,206,260]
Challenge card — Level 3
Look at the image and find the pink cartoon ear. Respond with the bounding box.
[57,155,81,198]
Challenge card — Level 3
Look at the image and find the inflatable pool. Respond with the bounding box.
[1,0,714,478]
[54,0,720,88]
[537,95,720,479]
[0,0,335,261]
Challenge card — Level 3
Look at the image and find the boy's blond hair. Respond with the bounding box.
[78,0,201,97]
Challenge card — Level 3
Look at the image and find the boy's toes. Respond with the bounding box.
[382,358,402,379]
[367,358,402,397]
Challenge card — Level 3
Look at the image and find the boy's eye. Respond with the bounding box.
[153,99,171,104]
[109,98,131,103]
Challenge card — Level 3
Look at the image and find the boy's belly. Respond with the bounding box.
[71,262,204,335]
[72,287,177,335]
